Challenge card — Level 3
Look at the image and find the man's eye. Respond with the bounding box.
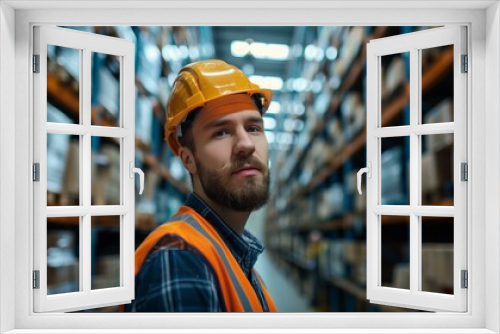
[214,130,229,138]
[247,125,262,133]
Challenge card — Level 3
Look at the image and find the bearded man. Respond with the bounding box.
[124,60,277,312]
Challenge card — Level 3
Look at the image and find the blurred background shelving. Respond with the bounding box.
[45,25,455,313]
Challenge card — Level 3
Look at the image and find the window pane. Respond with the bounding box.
[91,216,120,290]
[381,52,410,127]
[381,215,410,290]
[91,139,121,206]
[47,217,80,295]
[47,133,80,206]
[91,52,121,127]
[421,45,454,124]
[47,45,80,124]
[381,137,410,205]
[421,216,454,294]
[421,134,454,206]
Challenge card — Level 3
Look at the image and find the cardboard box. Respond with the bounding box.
[98,66,120,118]
[421,152,439,195]
[330,241,346,277]
[343,242,367,264]
[341,92,366,141]
[47,229,79,291]
[422,244,453,293]
[47,262,79,293]
[96,254,120,277]
[101,144,121,205]
[327,117,344,154]
[383,56,406,99]
[47,132,71,195]
[323,183,344,217]
[393,263,410,290]
[136,95,154,145]
[334,27,365,78]
[424,99,454,152]
[352,263,367,286]
[60,138,80,206]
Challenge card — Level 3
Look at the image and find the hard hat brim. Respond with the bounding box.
[165,88,273,155]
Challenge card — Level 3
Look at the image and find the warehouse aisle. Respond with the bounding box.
[44,26,455,313]
[246,207,313,312]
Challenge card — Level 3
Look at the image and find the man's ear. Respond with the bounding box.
[179,147,197,175]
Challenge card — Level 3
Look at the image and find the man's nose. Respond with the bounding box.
[233,128,255,157]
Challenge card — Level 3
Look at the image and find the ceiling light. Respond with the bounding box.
[232,40,290,61]
[315,48,325,62]
[263,117,277,130]
[249,42,268,59]
[304,45,317,61]
[267,101,281,114]
[326,46,338,60]
[293,78,309,92]
[162,45,181,62]
[266,44,290,60]
[231,41,250,57]
[146,44,161,63]
[311,80,323,94]
[249,75,283,90]
[292,102,306,115]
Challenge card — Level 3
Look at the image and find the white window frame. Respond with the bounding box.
[365,26,468,312]
[1,1,499,333]
[33,25,136,313]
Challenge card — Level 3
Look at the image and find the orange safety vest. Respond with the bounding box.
[121,205,277,312]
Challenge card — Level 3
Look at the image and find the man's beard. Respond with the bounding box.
[195,156,270,212]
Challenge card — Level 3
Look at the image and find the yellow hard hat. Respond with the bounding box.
[165,59,273,155]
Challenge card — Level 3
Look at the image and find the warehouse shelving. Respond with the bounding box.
[47,70,189,202]
[266,26,455,312]
[45,26,211,218]
[279,27,388,188]
[288,40,453,200]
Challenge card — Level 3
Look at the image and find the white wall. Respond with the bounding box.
[485,2,500,333]
[6,4,496,331]
[0,2,16,333]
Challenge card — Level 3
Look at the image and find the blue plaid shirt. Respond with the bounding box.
[124,193,269,312]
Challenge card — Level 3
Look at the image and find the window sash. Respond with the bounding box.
[366,25,468,312]
[32,25,136,313]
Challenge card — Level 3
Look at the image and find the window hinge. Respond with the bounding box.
[33,163,40,182]
[461,270,468,289]
[461,163,468,181]
[461,54,468,73]
[33,270,40,289]
[33,54,40,73]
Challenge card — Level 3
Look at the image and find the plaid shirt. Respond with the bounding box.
[124,193,269,312]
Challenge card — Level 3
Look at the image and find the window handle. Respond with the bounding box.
[357,162,371,195]
[129,161,144,195]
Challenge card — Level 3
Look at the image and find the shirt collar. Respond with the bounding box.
[185,192,264,275]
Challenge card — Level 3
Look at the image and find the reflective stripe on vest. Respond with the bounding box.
[174,213,254,312]
[127,206,277,312]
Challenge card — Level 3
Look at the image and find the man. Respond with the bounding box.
[124,59,277,312]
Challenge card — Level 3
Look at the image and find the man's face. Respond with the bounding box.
[190,108,270,212]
